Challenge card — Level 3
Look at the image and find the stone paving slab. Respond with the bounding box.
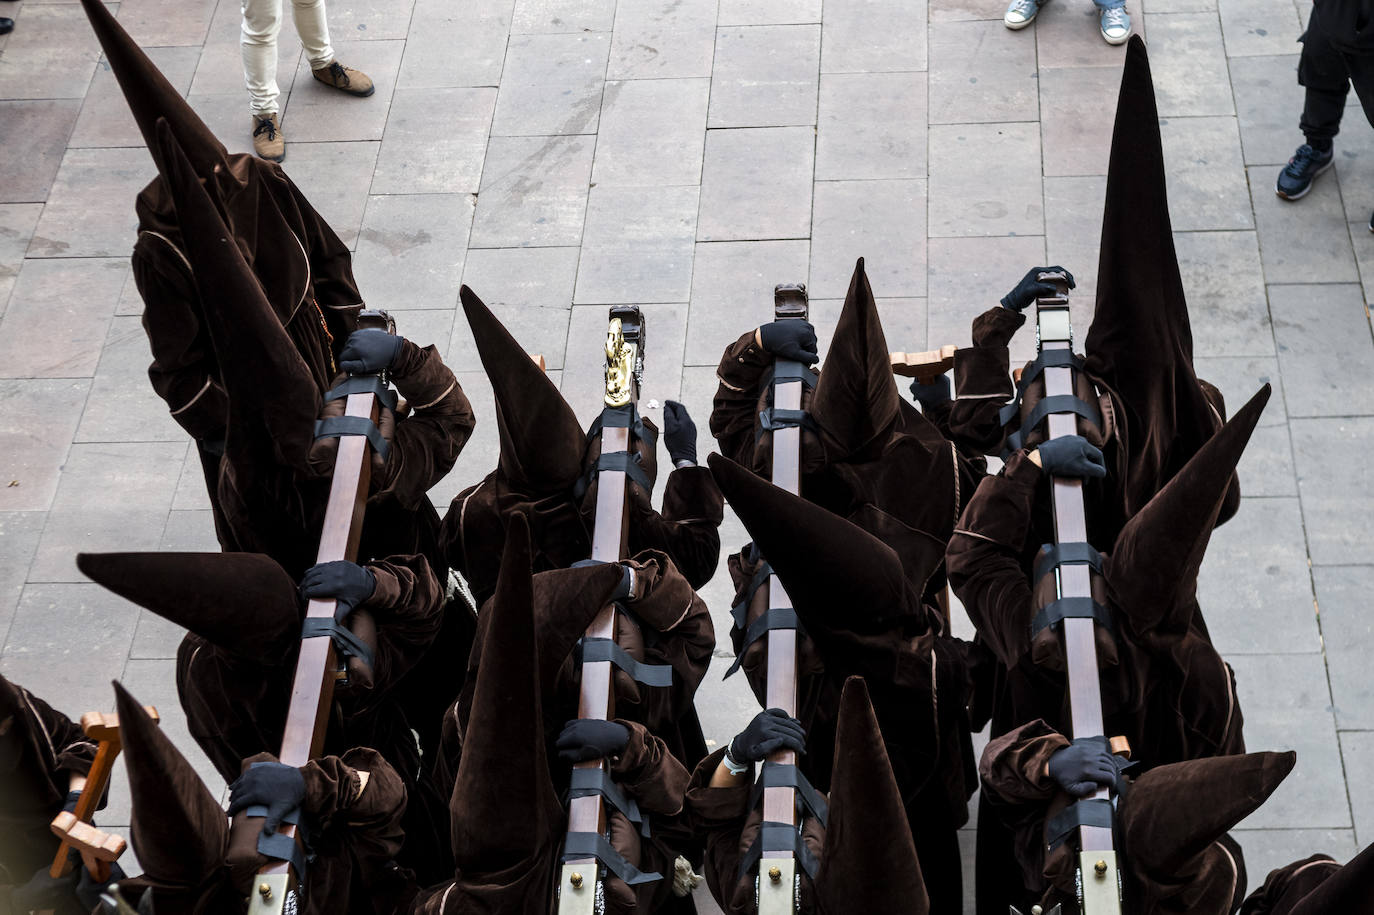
[2,0,1373,905]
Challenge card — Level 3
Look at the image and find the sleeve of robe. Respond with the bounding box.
[977,718,1071,893]
[372,340,476,510]
[709,330,774,467]
[623,551,716,730]
[612,720,691,818]
[626,465,725,592]
[361,554,445,693]
[946,306,1025,455]
[946,449,1042,668]
[22,687,99,782]
[300,747,408,887]
[684,747,755,914]
[132,232,230,442]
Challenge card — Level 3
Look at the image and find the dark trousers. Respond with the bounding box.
[1300,3,1374,143]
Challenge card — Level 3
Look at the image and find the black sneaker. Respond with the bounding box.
[1275,144,1334,200]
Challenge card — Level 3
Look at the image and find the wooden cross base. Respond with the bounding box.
[889,345,956,383]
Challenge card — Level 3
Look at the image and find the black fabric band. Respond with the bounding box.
[242,805,301,827]
[300,616,375,670]
[313,415,390,461]
[1033,542,1104,584]
[739,820,820,881]
[323,376,398,411]
[562,832,662,885]
[1046,797,1115,851]
[758,407,816,433]
[578,637,673,688]
[574,450,653,499]
[1031,597,1115,639]
[1013,349,1084,399]
[589,404,658,449]
[257,832,307,881]
[1005,394,1103,451]
[570,558,635,601]
[567,768,649,838]
[724,608,802,679]
[749,763,828,827]
[730,562,773,630]
[769,360,816,387]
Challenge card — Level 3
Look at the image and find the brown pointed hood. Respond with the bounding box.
[154,119,321,471]
[1287,843,1374,915]
[815,676,929,914]
[115,680,228,888]
[708,453,937,635]
[78,552,299,664]
[1105,384,1270,633]
[530,562,637,695]
[1085,35,1225,523]
[1122,750,1295,882]
[461,285,587,493]
[810,258,902,464]
[79,0,233,184]
[450,513,564,872]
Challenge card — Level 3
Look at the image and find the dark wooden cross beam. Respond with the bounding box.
[251,311,395,915]
[1033,275,1122,915]
[756,283,809,914]
[558,306,646,914]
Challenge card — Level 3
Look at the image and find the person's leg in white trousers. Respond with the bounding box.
[241,0,335,116]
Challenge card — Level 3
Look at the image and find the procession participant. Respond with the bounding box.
[708,452,974,913]
[980,732,1294,914]
[0,675,106,914]
[77,549,451,884]
[947,387,1269,913]
[81,0,474,580]
[108,681,413,915]
[440,286,723,602]
[1239,841,1374,914]
[413,517,693,914]
[946,37,1239,550]
[688,677,930,915]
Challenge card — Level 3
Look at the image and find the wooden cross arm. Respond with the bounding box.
[80,706,159,744]
[50,812,126,863]
[890,345,957,382]
[531,353,547,372]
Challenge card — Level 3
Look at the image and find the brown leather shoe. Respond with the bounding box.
[311,60,375,97]
[251,113,285,162]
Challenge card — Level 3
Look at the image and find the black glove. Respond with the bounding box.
[910,374,951,411]
[556,719,631,763]
[299,560,376,618]
[1001,266,1076,312]
[338,328,404,375]
[728,708,806,764]
[62,789,82,814]
[227,761,307,836]
[1047,736,1131,798]
[1035,434,1107,479]
[11,864,79,914]
[663,400,698,466]
[74,860,125,911]
[758,320,819,365]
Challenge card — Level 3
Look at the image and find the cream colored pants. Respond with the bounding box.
[241,0,335,115]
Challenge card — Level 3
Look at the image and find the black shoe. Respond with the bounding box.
[0,18,12,35]
[1276,143,1334,200]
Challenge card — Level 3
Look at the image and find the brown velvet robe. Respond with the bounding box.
[1239,843,1374,915]
[0,677,98,886]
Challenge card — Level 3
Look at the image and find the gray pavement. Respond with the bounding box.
[0,0,1370,909]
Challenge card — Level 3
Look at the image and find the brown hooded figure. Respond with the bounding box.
[81,0,473,579]
[440,286,723,601]
[1239,841,1374,915]
[0,675,98,889]
[979,725,1294,915]
[686,677,930,915]
[708,452,974,914]
[111,681,412,915]
[78,550,451,885]
[948,385,1270,914]
[945,35,1238,549]
[709,259,986,606]
[413,516,691,915]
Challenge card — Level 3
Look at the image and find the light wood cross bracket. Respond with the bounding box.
[49,706,160,883]
[890,345,957,383]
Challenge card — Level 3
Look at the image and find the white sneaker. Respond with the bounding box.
[1100,6,1131,44]
[1004,0,1045,29]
